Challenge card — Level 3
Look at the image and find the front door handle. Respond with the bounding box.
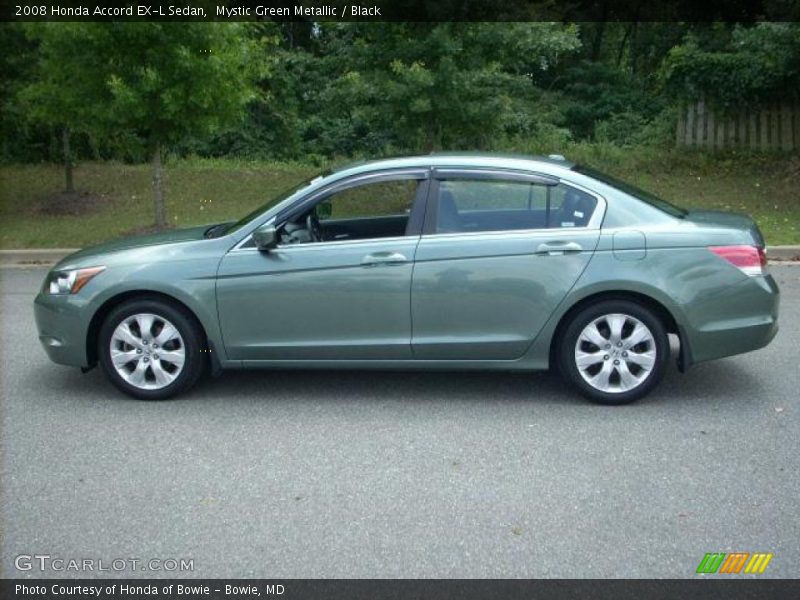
[361,251,409,266]
[535,241,584,256]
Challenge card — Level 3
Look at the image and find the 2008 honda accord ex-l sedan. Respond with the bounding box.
[34,154,780,404]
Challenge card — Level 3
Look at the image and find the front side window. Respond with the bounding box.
[280,177,422,244]
[434,178,598,234]
[222,172,329,237]
[319,179,418,222]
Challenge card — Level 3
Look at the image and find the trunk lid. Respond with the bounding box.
[683,210,765,247]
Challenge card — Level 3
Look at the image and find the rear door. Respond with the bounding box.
[411,168,604,360]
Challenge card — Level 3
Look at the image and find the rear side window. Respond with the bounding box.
[548,184,598,228]
[434,179,597,234]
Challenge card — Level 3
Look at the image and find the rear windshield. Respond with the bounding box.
[573,165,687,218]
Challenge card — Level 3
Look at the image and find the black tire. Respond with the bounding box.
[98,297,206,400]
[558,299,669,405]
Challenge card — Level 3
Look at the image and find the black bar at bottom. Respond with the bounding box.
[2,579,800,600]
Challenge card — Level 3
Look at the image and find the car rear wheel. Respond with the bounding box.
[98,298,206,400]
[559,300,669,405]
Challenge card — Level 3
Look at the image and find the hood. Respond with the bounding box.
[56,225,212,267]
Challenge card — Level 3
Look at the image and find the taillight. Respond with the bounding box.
[708,245,767,276]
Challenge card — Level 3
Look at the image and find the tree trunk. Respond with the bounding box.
[589,21,606,61]
[151,142,166,229]
[616,24,632,67]
[629,22,639,76]
[62,127,74,194]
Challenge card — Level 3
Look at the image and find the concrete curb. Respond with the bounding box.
[0,249,80,267]
[2,246,800,267]
[768,245,800,261]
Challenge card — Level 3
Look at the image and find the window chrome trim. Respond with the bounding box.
[230,234,417,255]
[433,167,559,186]
[229,169,607,252]
[419,226,600,241]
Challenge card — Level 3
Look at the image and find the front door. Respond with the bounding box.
[411,169,603,360]
[217,172,428,361]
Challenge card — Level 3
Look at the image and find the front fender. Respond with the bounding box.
[76,244,229,367]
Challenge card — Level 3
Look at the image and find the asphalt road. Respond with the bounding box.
[2,266,798,579]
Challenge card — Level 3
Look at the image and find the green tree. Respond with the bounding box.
[100,23,263,228]
[20,24,111,193]
[296,23,581,155]
[21,23,263,228]
[1,24,45,164]
[662,23,800,110]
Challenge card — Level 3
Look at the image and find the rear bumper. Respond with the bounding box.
[34,292,90,368]
[682,274,779,365]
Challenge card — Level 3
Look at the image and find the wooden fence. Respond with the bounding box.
[676,99,800,150]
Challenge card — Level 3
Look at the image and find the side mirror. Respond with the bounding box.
[253,224,278,251]
[315,201,332,220]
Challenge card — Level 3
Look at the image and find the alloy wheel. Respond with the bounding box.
[573,312,657,394]
[109,313,185,390]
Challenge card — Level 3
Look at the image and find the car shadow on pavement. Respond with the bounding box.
[25,355,767,409]
[649,359,768,407]
[197,368,585,406]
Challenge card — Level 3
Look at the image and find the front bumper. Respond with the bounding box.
[34,291,91,368]
[683,273,779,365]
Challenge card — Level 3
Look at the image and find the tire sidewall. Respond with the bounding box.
[98,299,205,400]
[559,300,669,405]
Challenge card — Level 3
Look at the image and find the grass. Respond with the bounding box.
[0,159,318,249]
[0,150,798,248]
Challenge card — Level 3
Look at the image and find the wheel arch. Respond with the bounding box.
[548,289,689,371]
[86,290,211,368]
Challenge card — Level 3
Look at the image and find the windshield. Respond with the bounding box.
[218,171,330,236]
[573,165,687,218]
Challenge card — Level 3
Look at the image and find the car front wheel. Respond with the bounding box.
[98,297,206,400]
[559,300,669,405]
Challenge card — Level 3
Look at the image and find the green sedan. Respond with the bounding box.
[34,154,779,404]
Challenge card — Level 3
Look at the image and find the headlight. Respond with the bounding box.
[46,266,106,295]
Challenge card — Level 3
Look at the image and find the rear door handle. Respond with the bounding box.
[361,251,409,266]
[535,241,584,256]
